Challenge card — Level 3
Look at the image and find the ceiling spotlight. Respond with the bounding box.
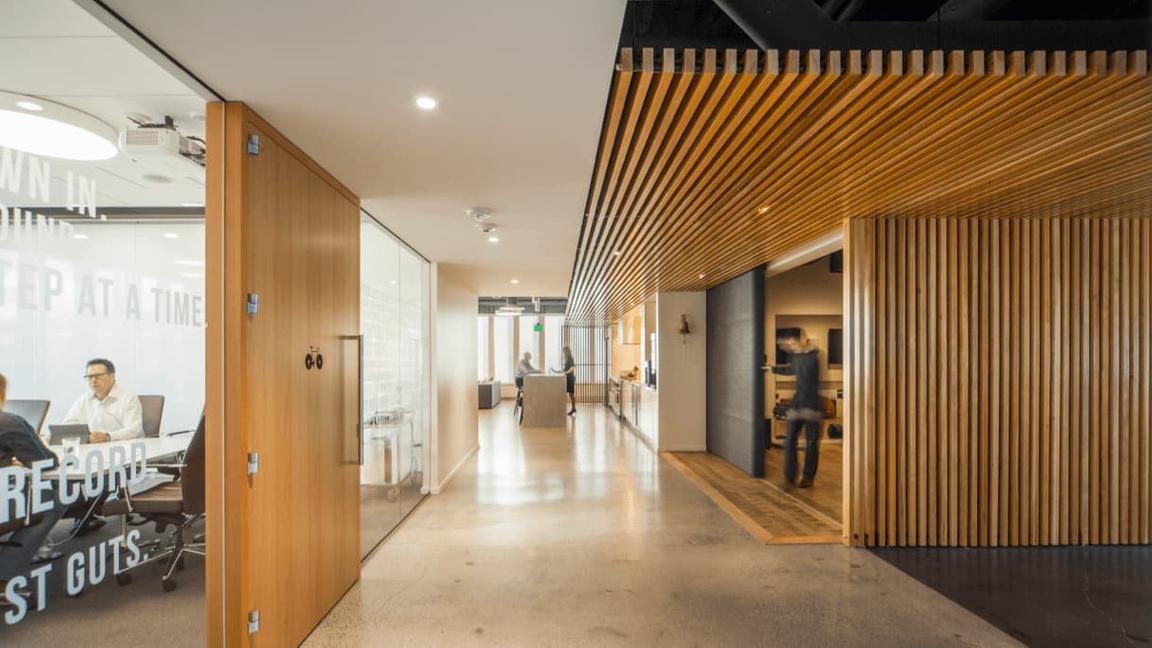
[613,250,622,256]
[162,232,180,240]
[698,273,706,279]
[488,235,500,243]
[510,279,520,285]
[0,91,117,160]
[72,233,89,240]
[758,206,769,214]
[415,95,438,110]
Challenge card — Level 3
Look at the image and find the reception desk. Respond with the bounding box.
[521,374,567,427]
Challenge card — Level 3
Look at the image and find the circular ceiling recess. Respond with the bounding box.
[0,91,118,161]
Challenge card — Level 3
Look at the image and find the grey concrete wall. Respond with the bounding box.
[706,266,765,477]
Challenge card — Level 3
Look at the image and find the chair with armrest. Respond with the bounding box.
[102,413,204,592]
[138,395,165,438]
[2,400,50,436]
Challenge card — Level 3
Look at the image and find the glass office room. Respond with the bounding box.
[1,0,210,642]
[359,213,430,557]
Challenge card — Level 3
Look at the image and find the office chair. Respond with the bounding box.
[138,395,166,438]
[102,414,204,592]
[3,400,50,435]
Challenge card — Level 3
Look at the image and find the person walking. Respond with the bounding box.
[770,335,823,488]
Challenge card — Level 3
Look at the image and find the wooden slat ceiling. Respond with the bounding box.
[567,47,1152,323]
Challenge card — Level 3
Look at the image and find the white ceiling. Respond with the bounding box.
[0,0,207,208]
[100,0,627,297]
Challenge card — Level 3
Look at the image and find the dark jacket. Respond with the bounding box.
[0,411,58,468]
[772,349,822,415]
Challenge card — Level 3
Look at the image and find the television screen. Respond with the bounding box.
[828,328,843,365]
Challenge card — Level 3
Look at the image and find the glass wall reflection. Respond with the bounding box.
[359,214,429,558]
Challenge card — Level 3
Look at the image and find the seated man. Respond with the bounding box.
[515,352,539,390]
[59,358,143,444]
[0,373,63,588]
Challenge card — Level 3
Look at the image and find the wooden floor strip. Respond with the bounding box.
[663,451,842,545]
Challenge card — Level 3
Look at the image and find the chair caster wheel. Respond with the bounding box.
[161,578,177,592]
[117,572,132,586]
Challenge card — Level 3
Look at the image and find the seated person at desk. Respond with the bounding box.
[57,358,143,444]
[515,352,539,389]
[770,335,823,488]
[0,373,63,588]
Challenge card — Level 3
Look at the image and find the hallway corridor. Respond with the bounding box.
[304,405,1016,647]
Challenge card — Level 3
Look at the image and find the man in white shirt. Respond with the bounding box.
[58,358,143,444]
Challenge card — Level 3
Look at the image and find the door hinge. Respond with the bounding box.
[247,452,260,477]
[246,293,260,315]
[247,609,260,634]
[247,134,261,155]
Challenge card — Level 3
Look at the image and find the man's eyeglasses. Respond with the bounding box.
[83,372,110,381]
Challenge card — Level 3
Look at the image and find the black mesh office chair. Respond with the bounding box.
[102,414,204,592]
[2,400,50,436]
[138,395,165,438]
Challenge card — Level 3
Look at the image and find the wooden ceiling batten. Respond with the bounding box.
[567,47,1151,323]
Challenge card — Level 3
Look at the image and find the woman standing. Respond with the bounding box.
[562,346,576,415]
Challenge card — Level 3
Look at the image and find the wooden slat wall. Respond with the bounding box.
[845,213,1151,547]
[563,323,611,403]
[569,47,1151,324]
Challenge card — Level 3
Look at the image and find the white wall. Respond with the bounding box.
[430,263,479,493]
[656,291,706,451]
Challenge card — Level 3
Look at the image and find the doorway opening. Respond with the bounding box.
[762,249,845,530]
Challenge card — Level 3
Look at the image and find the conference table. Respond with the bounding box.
[37,434,194,551]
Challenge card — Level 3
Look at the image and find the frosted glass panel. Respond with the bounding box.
[359,214,429,558]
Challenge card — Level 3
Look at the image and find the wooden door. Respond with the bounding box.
[207,103,360,647]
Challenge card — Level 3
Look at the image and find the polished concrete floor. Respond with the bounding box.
[305,405,1018,647]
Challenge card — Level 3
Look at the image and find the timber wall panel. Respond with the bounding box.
[846,214,1150,547]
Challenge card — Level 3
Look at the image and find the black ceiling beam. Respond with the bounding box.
[713,0,1150,51]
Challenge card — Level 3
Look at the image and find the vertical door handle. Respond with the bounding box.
[342,334,364,466]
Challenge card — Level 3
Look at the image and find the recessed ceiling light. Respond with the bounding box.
[613,250,622,256]
[698,273,706,279]
[415,95,438,110]
[487,235,500,243]
[162,232,180,239]
[0,91,117,160]
[757,206,769,214]
[72,233,89,240]
[510,279,520,285]
[181,202,205,208]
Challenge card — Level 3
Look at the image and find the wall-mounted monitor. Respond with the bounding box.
[828,328,843,365]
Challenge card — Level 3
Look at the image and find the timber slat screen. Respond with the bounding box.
[845,215,1151,547]
[568,47,1150,323]
[563,324,611,404]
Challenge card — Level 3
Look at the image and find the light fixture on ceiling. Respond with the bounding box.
[72,233,89,240]
[510,278,520,285]
[488,235,500,243]
[0,91,118,160]
[698,273,706,279]
[415,95,438,111]
[613,250,622,256]
[162,232,180,240]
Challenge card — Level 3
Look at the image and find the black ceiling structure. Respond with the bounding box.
[619,0,1150,51]
[478,297,568,316]
[714,0,1151,51]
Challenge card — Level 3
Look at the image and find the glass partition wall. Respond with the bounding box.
[359,213,430,558]
[0,0,213,642]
